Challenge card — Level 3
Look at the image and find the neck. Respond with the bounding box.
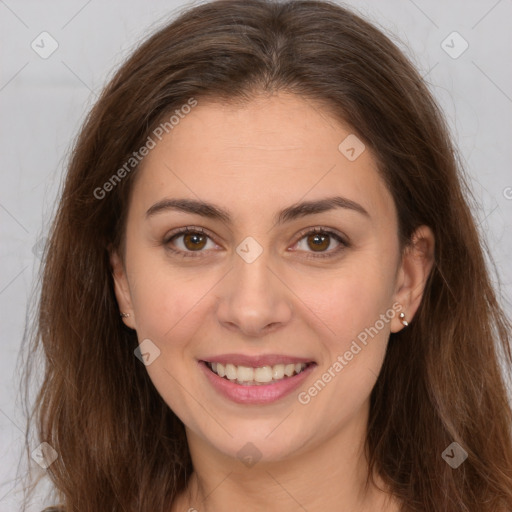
[171,400,398,512]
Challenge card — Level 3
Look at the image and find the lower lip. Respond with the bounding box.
[198,361,316,405]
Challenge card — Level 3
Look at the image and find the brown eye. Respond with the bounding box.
[164,227,216,257]
[164,226,347,260]
[293,227,348,259]
[306,232,331,252]
[182,232,207,251]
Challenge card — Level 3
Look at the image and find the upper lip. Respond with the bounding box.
[200,354,316,367]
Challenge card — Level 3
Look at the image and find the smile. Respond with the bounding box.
[205,361,313,385]
[199,359,317,405]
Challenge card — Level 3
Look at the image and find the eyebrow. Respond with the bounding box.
[145,196,370,225]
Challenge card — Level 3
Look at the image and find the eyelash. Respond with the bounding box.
[163,226,349,260]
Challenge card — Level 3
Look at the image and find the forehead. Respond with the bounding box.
[130,93,396,229]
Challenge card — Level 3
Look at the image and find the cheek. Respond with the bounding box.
[131,270,213,343]
[294,252,396,347]
[126,245,213,342]
[296,268,395,424]
[333,264,396,381]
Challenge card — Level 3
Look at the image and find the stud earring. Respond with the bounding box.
[120,312,130,318]
[399,312,408,327]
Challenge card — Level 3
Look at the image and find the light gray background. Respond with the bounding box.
[1,0,511,510]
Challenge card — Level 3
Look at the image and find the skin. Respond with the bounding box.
[111,92,435,512]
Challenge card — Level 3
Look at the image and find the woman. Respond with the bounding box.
[20,0,512,510]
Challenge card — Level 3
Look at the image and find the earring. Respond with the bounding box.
[399,312,408,327]
[120,312,130,318]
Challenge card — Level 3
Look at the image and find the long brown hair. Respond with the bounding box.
[18,0,512,510]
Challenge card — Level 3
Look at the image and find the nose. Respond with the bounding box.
[215,249,293,338]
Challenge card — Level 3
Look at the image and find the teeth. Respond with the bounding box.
[254,366,273,383]
[208,361,308,384]
[237,365,254,383]
[225,363,237,380]
[272,364,285,380]
[284,364,295,377]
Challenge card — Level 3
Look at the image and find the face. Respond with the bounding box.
[111,92,432,464]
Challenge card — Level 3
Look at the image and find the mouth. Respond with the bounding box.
[202,360,316,386]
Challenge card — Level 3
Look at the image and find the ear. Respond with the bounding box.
[109,247,137,330]
[391,225,435,333]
